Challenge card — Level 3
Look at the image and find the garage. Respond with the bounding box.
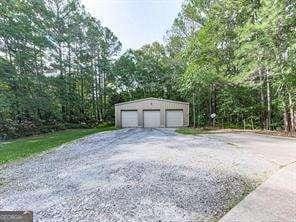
[115,98,189,128]
[144,110,160,127]
[166,110,183,127]
[121,110,138,127]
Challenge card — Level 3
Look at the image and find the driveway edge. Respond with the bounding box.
[219,162,296,222]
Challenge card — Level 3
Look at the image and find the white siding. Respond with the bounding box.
[121,111,138,127]
[166,110,183,127]
[144,110,161,127]
[115,98,189,128]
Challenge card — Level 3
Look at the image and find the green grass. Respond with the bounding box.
[0,126,116,165]
[177,127,296,138]
[176,127,215,135]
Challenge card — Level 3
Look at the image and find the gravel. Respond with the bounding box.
[0,128,281,221]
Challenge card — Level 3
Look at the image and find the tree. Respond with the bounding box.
[0,0,121,139]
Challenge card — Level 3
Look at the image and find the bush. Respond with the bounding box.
[1,120,47,140]
[0,119,104,141]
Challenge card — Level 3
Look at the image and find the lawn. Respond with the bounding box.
[176,127,219,135]
[176,127,296,138]
[0,126,116,165]
[176,127,255,135]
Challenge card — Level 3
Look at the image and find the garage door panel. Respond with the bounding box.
[144,110,160,128]
[166,110,183,127]
[122,111,138,127]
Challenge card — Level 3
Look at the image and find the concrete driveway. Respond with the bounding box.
[0,128,295,221]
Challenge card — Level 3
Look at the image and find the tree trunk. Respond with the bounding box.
[91,59,98,122]
[283,105,290,132]
[80,67,85,117]
[209,84,216,126]
[209,86,212,125]
[259,69,265,129]
[68,42,71,76]
[266,71,271,130]
[284,113,289,132]
[103,69,107,121]
[212,84,216,114]
[95,62,100,123]
[192,92,196,128]
[97,57,103,122]
[288,92,295,132]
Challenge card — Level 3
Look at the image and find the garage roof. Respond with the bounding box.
[115,97,189,106]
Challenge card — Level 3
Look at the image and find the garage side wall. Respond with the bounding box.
[115,99,189,128]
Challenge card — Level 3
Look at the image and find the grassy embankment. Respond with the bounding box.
[176,127,296,137]
[0,126,116,165]
[175,127,232,135]
[176,128,214,135]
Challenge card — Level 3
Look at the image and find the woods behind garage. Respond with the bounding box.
[115,98,189,128]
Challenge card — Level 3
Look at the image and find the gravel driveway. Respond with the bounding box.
[0,128,292,221]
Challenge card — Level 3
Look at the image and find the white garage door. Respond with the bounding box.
[144,110,161,127]
[166,110,183,127]
[121,111,138,127]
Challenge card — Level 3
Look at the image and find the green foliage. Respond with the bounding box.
[0,0,295,136]
[113,42,184,102]
[168,0,295,131]
[0,0,121,139]
[176,127,215,135]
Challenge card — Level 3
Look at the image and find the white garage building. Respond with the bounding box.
[115,98,189,128]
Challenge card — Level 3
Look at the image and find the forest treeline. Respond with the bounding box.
[0,0,121,138]
[0,0,295,139]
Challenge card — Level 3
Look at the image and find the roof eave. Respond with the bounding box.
[115,97,189,106]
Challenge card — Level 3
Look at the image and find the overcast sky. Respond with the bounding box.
[81,0,183,52]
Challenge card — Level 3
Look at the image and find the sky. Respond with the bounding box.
[81,0,183,51]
